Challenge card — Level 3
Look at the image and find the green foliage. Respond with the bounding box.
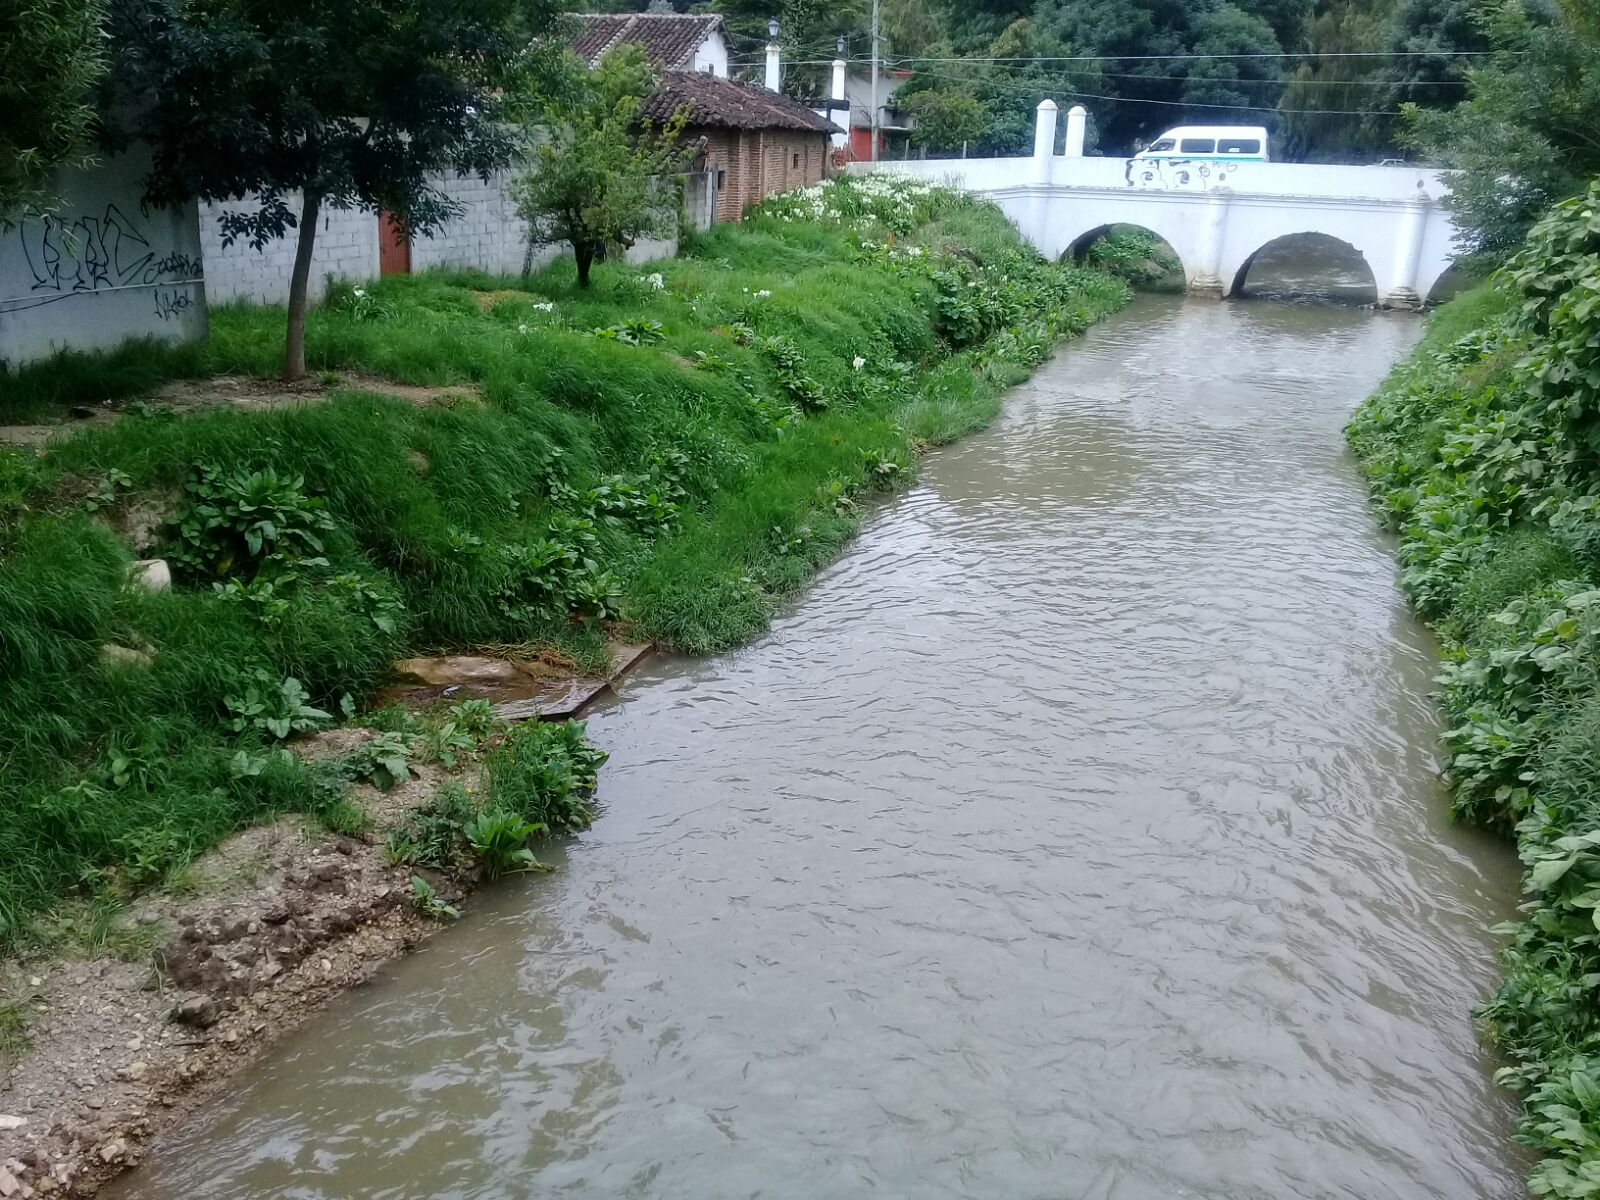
[167,465,336,581]
[899,89,990,154]
[1083,228,1182,285]
[462,808,546,878]
[512,45,687,289]
[408,874,460,921]
[1403,0,1600,263]
[484,720,606,834]
[103,0,557,376]
[224,671,332,741]
[0,0,105,219]
[345,731,414,792]
[1346,186,1600,1197]
[0,175,1126,945]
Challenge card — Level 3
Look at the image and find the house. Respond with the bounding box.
[641,72,835,222]
[840,69,916,161]
[568,12,839,221]
[568,12,729,78]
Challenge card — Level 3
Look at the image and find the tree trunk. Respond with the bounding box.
[575,239,594,289]
[283,190,322,381]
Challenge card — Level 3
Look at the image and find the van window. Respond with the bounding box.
[1148,138,1175,152]
[1217,137,1261,155]
[1178,137,1216,154]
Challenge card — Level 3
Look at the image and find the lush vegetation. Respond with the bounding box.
[512,45,688,288]
[102,0,561,379]
[1347,179,1600,1199]
[0,176,1128,952]
[0,0,106,219]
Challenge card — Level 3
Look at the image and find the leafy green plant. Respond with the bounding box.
[344,731,414,792]
[462,807,546,878]
[79,468,132,513]
[409,874,460,920]
[588,319,666,346]
[224,671,332,740]
[167,465,335,580]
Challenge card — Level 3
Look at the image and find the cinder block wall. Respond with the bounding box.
[200,198,379,305]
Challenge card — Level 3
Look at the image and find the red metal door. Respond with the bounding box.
[379,211,410,275]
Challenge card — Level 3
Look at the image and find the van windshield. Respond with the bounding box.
[1147,139,1175,152]
[1178,137,1216,154]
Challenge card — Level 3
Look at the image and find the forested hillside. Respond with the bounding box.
[603,0,1516,162]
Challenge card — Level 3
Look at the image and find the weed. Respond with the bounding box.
[225,672,333,740]
[344,731,414,792]
[408,874,460,920]
[462,808,546,878]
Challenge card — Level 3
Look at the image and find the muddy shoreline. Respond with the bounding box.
[0,649,647,1198]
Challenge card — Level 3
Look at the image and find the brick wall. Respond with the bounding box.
[695,127,829,221]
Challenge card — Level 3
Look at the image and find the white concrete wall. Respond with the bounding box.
[691,31,728,77]
[0,149,207,367]
[201,197,378,305]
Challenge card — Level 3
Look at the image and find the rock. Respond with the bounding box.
[127,1062,149,1080]
[0,1117,24,1132]
[97,1138,127,1165]
[392,655,522,687]
[99,642,155,669]
[129,559,171,591]
[0,1168,17,1197]
[170,995,221,1028]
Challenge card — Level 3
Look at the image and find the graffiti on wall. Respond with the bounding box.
[1124,158,1239,192]
[11,204,202,311]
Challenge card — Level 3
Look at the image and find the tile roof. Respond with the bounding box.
[642,71,838,134]
[568,13,724,70]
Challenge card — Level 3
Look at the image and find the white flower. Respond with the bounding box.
[852,356,866,371]
[646,273,665,291]
[352,286,367,298]
[756,289,772,298]
[517,323,530,334]
[531,301,555,312]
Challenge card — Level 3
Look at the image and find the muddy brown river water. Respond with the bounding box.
[113,292,1527,1199]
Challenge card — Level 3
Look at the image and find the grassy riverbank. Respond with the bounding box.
[0,177,1128,949]
[1347,182,1600,1199]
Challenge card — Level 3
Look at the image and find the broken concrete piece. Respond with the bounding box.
[129,559,171,591]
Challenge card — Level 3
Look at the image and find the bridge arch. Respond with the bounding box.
[1228,232,1377,304]
[1423,260,1466,305]
[1063,222,1188,281]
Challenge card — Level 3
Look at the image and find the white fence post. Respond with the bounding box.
[1064,105,1087,159]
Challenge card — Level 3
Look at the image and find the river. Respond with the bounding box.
[113,291,1526,1199]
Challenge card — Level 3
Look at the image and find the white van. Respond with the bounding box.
[1135,126,1270,163]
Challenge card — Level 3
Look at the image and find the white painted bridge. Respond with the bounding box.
[849,101,1459,309]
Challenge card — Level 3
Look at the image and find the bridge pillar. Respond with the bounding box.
[1033,100,1058,184]
[1382,195,1431,310]
[1188,188,1233,299]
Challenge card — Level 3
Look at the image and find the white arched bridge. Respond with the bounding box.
[848,101,1458,310]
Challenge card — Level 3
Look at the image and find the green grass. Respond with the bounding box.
[0,181,1128,951]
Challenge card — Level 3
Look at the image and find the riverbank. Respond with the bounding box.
[1346,182,1600,1200]
[0,177,1128,1193]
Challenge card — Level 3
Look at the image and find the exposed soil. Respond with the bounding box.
[0,373,482,448]
[0,643,650,1197]
[0,815,455,1197]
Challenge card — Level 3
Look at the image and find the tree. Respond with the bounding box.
[1403,0,1600,263]
[104,0,554,380]
[900,89,990,153]
[0,0,106,221]
[512,46,688,289]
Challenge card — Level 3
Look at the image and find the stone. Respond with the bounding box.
[127,1062,149,1080]
[0,1167,17,1197]
[0,1117,24,1132]
[101,642,156,669]
[170,995,222,1028]
[392,655,522,687]
[129,559,171,592]
[97,1139,126,1165]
